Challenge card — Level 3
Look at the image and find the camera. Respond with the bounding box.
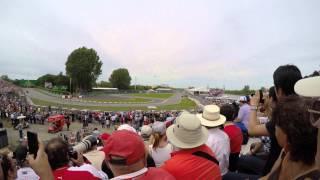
[69,135,98,158]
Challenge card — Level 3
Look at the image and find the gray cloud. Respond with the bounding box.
[0,0,319,89]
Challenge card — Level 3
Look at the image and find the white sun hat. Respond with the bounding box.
[166,112,208,149]
[197,105,226,127]
[294,76,320,97]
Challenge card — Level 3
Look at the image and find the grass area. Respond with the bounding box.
[30,97,196,111]
[158,98,196,110]
[130,93,173,99]
[85,97,151,103]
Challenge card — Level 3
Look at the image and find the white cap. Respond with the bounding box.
[239,96,247,102]
[118,124,137,133]
[140,125,152,137]
[295,76,320,97]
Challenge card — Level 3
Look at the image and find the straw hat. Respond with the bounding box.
[197,105,226,127]
[166,113,208,149]
[295,76,320,97]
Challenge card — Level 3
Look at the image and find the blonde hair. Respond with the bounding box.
[151,132,165,150]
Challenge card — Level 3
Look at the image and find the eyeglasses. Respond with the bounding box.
[308,98,320,128]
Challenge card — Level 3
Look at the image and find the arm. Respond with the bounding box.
[27,140,54,180]
[248,91,269,136]
[234,107,243,123]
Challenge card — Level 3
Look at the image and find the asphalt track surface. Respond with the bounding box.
[23,88,182,107]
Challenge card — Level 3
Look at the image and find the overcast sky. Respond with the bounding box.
[0,0,319,89]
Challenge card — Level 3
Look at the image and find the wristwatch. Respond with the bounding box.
[250,106,258,111]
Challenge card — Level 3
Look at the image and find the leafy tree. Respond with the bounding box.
[55,72,69,87]
[0,75,11,82]
[109,68,131,90]
[66,47,102,92]
[36,74,56,86]
[243,85,250,92]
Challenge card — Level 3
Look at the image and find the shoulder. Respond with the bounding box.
[67,164,108,179]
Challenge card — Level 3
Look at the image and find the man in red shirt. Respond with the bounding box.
[103,130,175,180]
[221,104,243,172]
[162,113,221,180]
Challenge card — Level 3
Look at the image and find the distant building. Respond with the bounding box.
[187,87,210,96]
[44,82,53,89]
[156,88,173,93]
[92,87,118,93]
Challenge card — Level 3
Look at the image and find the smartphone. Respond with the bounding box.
[259,90,264,104]
[27,131,39,158]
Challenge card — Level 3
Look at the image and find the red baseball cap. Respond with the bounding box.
[100,133,111,144]
[103,130,145,165]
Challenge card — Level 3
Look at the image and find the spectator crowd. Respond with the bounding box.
[0,64,320,179]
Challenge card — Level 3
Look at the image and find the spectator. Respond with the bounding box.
[236,87,277,176]
[149,121,173,167]
[234,96,250,131]
[14,145,39,180]
[261,96,320,179]
[103,130,175,179]
[197,105,230,176]
[294,76,320,168]
[162,113,221,179]
[65,115,71,131]
[234,96,250,144]
[220,104,243,172]
[0,154,17,180]
[248,64,302,175]
[140,125,152,146]
[45,137,108,179]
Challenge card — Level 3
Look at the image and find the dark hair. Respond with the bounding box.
[45,137,69,170]
[268,86,277,102]
[273,96,317,165]
[273,65,302,96]
[232,101,239,118]
[1,154,14,180]
[220,104,235,121]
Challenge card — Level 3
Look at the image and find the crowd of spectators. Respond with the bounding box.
[0,64,320,179]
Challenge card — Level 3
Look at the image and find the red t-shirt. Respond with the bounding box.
[112,167,175,180]
[139,168,175,180]
[161,145,221,180]
[223,124,243,153]
[53,164,107,180]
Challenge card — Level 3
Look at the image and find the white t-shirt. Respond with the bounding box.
[149,143,173,167]
[16,167,40,180]
[206,128,231,175]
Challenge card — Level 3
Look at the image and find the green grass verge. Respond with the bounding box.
[30,97,196,111]
[130,93,173,99]
[158,98,196,110]
[85,97,151,103]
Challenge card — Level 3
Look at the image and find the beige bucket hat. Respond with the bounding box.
[166,112,208,149]
[197,105,226,127]
[295,76,320,97]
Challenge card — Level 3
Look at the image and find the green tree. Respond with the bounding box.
[109,68,131,90]
[66,47,102,92]
[243,85,250,92]
[36,74,56,86]
[0,75,11,82]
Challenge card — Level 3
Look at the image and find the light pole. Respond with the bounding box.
[69,77,72,95]
[135,76,137,91]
